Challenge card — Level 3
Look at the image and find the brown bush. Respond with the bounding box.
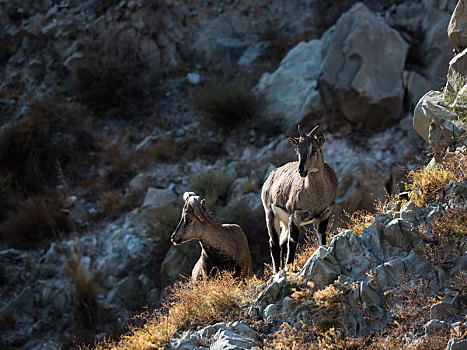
[1,190,70,249]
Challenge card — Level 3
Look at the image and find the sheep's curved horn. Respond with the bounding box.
[183,192,197,201]
[298,124,305,137]
[307,125,319,136]
[187,195,205,222]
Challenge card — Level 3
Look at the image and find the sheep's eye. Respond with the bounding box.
[185,217,192,223]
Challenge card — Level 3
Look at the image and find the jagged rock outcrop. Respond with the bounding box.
[448,0,467,49]
[255,40,323,132]
[319,3,409,128]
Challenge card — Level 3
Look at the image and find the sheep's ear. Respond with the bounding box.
[201,199,206,210]
[286,136,299,146]
[316,134,325,149]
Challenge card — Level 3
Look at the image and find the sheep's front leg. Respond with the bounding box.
[286,215,300,266]
[317,217,329,246]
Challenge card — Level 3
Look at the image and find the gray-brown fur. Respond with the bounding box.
[261,125,338,273]
[171,192,253,281]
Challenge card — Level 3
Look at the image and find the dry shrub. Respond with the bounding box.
[294,230,319,271]
[0,96,94,195]
[313,284,345,331]
[407,155,466,207]
[73,33,152,118]
[189,171,232,209]
[263,322,312,350]
[100,145,136,189]
[65,244,97,311]
[193,78,259,134]
[1,190,70,249]
[100,189,131,217]
[260,27,311,63]
[420,207,467,270]
[96,272,251,349]
[341,210,376,236]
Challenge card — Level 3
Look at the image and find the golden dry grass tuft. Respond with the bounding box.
[94,272,260,350]
[419,207,467,270]
[340,210,376,236]
[407,155,466,207]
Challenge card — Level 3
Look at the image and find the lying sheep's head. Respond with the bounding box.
[286,125,325,177]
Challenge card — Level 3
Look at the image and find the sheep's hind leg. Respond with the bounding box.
[266,210,281,273]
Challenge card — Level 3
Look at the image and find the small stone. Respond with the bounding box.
[425,319,448,334]
[187,72,200,84]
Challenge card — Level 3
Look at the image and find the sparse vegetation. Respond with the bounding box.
[94,273,255,349]
[0,96,94,195]
[406,158,461,207]
[193,78,260,134]
[0,190,70,249]
[73,33,153,118]
[189,171,232,209]
[145,203,181,250]
[340,209,376,236]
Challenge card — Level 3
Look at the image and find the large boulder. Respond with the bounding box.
[421,7,455,89]
[445,48,467,94]
[319,3,409,128]
[448,0,467,48]
[256,40,323,132]
[414,90,467,157]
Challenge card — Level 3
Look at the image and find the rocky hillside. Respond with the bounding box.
[0,0,465,349]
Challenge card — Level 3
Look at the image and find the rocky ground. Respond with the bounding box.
[0,0,465,349]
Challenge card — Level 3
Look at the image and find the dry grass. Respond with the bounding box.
[73,33,152,118]
[419,207,467,270]
[189,171,232,209]
[1,190,70,249]
[100,189,132,217]
[407,155,466,207]
[0,96,94,195]
[94,272,257,349]
[340,210,376,236]
[193,78,259,134]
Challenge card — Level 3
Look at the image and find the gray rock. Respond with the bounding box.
[141,187,177,212]
[328,231,377,279]
[430,301,456,320]
[255,271,287,305]
[256,39,323,131]
[0,286,34,321]
[359,280,382,306]
[160,241,201,287]
[448,0,467,48]
[300,254,339,288]
[425,319,449,334]
[446,338,467,350]
[421,7,455,89]
[445,48,467,94]
[210,329,256,350]
[106,276,141,304]
[239,41,268,66]
[128,173,149,195]
[262,302,282,321]
[405,71,433,110]
[400,201,421,221]
[319,3,408,128]
[388,2,424,30]
[383,219,412,249]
